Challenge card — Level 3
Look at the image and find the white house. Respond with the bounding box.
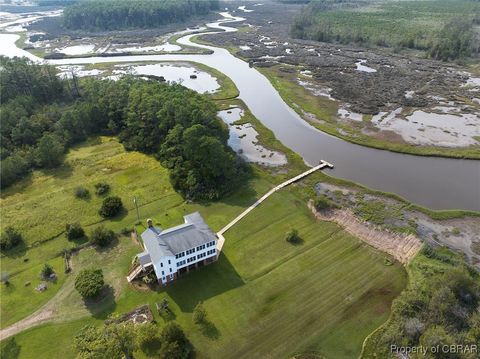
[136,212,218,285]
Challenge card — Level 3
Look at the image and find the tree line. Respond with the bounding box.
[290,0,480,61]
[0,57,248,200]
[62,0,219,31]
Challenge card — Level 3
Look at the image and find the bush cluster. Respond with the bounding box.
[65,222,85,241]
[0,227,23,251]
[74,186,90,199]
[99,196,123,218]
[90,226,115,247]
[94,182,110,196]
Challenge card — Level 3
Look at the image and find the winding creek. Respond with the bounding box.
[1,12,479,211]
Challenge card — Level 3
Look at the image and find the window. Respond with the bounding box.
[198,252,206,259]
[170,268,172,273]
[187,256,196,263]
[186,248,196,255]
[162,270,164,276]
[196,244,206,251]
[207,249,216,256]
[168,260,171,265]
[175,252,185,259]
[160,263,163,267]
[207,241,215,247]
[176,260,186,267]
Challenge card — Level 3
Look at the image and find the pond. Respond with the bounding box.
[218,108,287,166]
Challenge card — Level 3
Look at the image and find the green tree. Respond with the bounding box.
[285,229,301,244]
[41,263,54,279]
[90,226,115,247]
[99,196,123,218]
[74,269,104,299]
[34,133,64,168]
[136,322,160,352]
[0,337,21,359]
[66,222,85,241]
[103,322,138,359]
[160,322,191,358]
[0,226,23,251]
[192,303,207,325]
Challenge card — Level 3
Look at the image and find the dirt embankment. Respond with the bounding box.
[308,200,422,264]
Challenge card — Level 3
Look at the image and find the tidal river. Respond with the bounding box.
[1,12,479,211]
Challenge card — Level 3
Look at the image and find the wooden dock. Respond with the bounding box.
[216,160,333,251]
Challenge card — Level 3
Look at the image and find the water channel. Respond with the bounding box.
[1,12,479,211]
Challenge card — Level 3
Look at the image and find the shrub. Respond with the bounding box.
[313,195,334,211]
[90,226,115,247]
[65,222,85,240]
[0,226,23,251]
[94,182,110,196]
[192,303,207,324]
[99,196,123,218]
[161,322,187,345]
[137,322,160,350]
[160,322,191,358]
[41,263,54,278]
[285,229,301,244]
[74,186,90,199]
[75,268,104,299]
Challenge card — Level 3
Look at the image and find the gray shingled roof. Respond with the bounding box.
[140,212,216,264]
[137,251,152,266]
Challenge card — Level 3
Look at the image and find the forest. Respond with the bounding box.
[0,57,247,200]
[290,0,480,61]
[62,0,219,31]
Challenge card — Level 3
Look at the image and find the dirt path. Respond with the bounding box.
[308,200,422,264]
[0,297,56,341]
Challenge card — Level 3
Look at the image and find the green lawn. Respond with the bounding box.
[0,163,407,358]
[1,96,407,358]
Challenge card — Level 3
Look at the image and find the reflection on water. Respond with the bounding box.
[113,63,219,94]
[218,108,287,166]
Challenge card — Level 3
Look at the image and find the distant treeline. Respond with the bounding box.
[291,0,480,61]
[0,57,247,200]
[62,0,219,31]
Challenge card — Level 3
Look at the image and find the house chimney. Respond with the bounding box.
[147,219,153,228]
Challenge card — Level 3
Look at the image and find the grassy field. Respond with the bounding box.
[258,64,480,159]
[0,105,408,359]
[0,152,407,358]
[0,57,410,358]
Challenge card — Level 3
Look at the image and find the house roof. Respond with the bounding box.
[137,251,152,266]
[141,212,217,264]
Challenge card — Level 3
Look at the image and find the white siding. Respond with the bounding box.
[154,240,217,284]
[154,255,177,284]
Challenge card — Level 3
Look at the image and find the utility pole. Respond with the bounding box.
[133,196,140,224]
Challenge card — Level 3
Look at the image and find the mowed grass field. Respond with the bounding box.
[0,134,279,328]
[0,134,407,358]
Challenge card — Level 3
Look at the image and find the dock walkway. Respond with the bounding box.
[216,160,333,251]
